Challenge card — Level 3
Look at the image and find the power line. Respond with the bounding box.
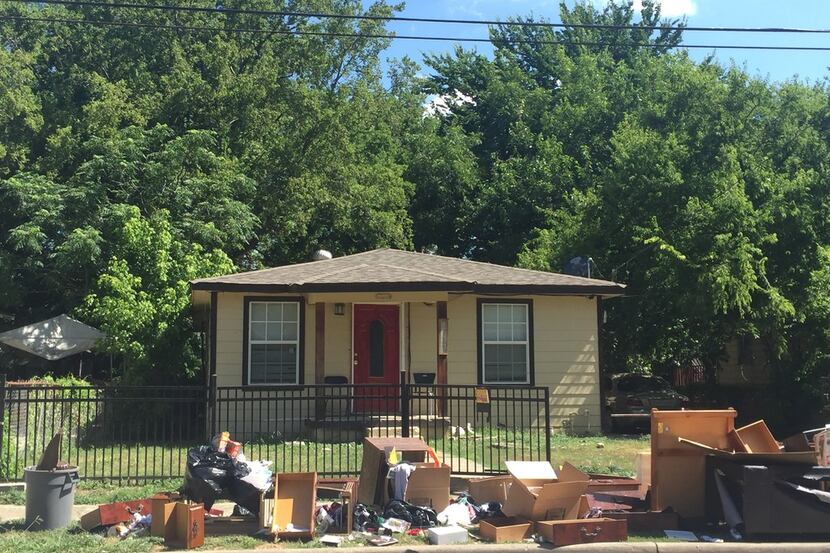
[3,14,830,51]
[5,0,830,34]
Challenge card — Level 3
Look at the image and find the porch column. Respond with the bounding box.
[437,301,448,416]
[315,302,326,420]
[315,302,325,384]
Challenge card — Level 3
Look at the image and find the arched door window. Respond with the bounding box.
[369,320,384,377]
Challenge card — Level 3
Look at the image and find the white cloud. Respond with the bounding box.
[632,0,697,17]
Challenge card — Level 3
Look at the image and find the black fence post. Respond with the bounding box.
[400,376,411,438]
[543,387,552,462]
[0,374,6,479]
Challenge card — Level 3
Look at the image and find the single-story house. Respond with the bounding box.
[190,248,625,432]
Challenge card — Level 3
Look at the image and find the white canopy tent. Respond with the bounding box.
[0,314,105,361]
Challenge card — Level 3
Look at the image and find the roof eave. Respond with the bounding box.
[189,280,625,296]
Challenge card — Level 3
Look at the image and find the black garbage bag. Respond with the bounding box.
[227,477,261,516]
[353,503,379,532]
[382,500,438,529]
[183,446,234,510]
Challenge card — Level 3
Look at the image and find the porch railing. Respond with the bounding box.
[0,377,550,482]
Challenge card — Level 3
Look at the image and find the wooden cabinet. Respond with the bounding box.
[536,518,627,546]
[164,502,204,550]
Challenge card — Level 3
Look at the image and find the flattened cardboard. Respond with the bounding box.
[468,475,512,504]
[504,461,557,485]
[502,462,589,521]
[478,516,533,543]
[272,472,317,539]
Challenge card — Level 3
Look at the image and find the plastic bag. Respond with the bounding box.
[436,503,472,526]
[382,500,438,529]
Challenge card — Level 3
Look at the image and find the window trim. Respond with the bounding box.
[242,296,305,387]
[476,299,534,386]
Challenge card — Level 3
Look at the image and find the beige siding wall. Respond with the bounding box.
[324,302,352,380]
[214,292,316,387]
[444,294,600,432]
[212,291,601,434]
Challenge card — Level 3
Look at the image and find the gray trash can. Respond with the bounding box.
[24,466,79,530]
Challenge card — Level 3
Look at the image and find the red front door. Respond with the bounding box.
[353,304,400,412]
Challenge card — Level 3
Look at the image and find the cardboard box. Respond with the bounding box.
[164,502,205,550]
[271,472,318,539]
[427,525,468,545]
[536,517,627,546]
[478,516,533,543]
[502,461,589,522]
[468,475,512,504]
[396,462,450,511]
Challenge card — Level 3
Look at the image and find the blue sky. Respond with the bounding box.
[369,0,830,84]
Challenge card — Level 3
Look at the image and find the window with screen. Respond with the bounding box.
[480,302,532,384]
[247,301,300,385]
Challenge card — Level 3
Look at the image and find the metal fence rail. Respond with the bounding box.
[0,378,551,482]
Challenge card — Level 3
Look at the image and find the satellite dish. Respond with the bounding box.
[563,256,594,278]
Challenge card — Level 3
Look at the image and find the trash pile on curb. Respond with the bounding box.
[27,410,829,550]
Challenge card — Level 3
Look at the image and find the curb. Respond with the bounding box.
[208,543,830,553]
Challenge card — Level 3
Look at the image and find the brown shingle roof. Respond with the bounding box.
[191,249,625,295]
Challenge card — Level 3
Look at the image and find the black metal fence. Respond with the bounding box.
[0,377,550,482]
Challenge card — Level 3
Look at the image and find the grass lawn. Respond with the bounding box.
[0,521,431,552]
[548,433,649,476]
[0,432,648,506]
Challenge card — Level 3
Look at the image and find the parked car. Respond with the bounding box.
[604,373,689,432]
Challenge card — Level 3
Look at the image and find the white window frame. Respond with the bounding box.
[480,302,531,385]
[247,300,301,386]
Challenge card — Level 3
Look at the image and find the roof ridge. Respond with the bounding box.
[385,249,619,287]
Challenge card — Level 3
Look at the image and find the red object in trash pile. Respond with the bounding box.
[226,440,242,458]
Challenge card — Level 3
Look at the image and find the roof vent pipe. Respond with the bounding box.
[312,249,333,261]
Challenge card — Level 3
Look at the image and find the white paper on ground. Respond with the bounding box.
[664,530,699,541]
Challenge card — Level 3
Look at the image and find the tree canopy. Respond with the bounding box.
[1,0,829,423]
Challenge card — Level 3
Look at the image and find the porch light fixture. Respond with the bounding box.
[334,303,345,316]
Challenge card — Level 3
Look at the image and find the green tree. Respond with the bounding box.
[81,206,234,382]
